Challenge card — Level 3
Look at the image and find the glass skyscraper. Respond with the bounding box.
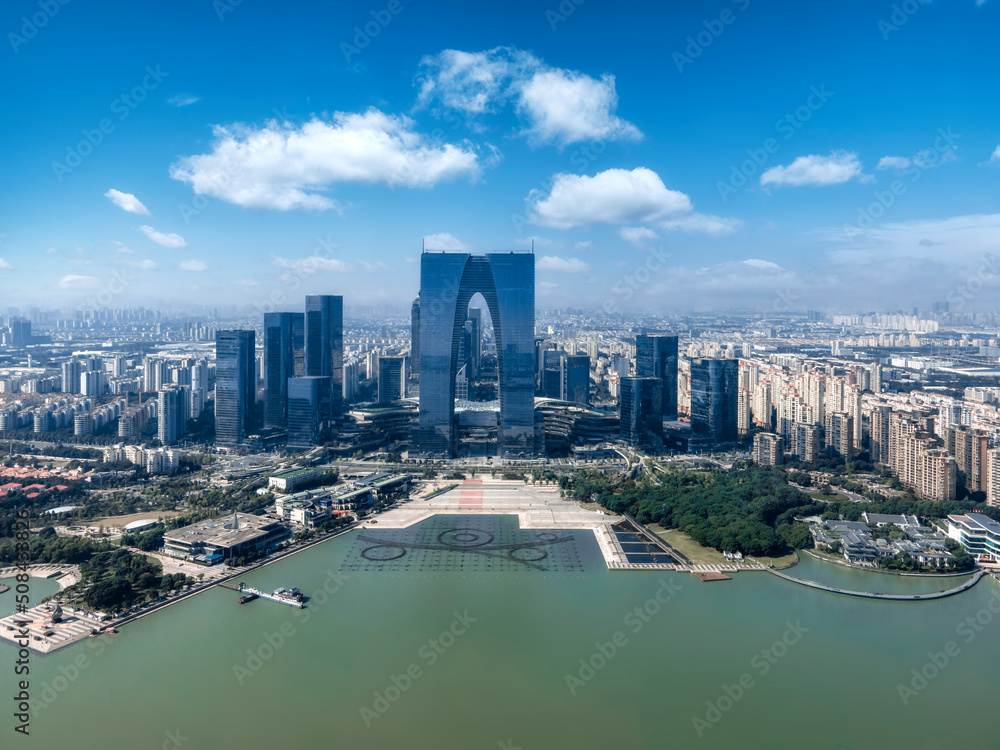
[378,356,407,403]
[305,295,343,417]
[415,252,535,457]
[689,358,739,444]
[410,296,420,380]
[636,334,678,419]
[561,354,590,405]
[215,329,256,446]
[287,376,329,448]
[619,376,662,446]
[263,311,304,429]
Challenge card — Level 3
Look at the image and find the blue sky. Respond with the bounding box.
[0,0,997,313]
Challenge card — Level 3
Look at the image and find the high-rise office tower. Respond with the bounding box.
[543,349,564,399]
[416,252,534,457]
[158,385,188,445]
[689,358,739,444]
[305,295,343,418]
[635,334,678,419]
[378,356,407,403]
[619,376,663,446]
[287,376,329,448]
[561,354,590,405]
[215,330,256,446]
[62,360,81,394]
[263,311,305,429]
[10,319,30,348]
[410,296,420,380]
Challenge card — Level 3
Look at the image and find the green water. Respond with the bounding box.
[2,522,999,749]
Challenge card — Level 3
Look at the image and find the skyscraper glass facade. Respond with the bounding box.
[215,329,256,446]
[689,358,739,444]
[636,334,678,419]
[305,295,343,416]
[263,311,304,429]
[416,253,535,457]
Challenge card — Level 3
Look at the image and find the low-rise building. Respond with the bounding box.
[163,513,291,562]
[948,513,1000,562]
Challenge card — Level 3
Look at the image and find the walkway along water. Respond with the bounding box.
[766,567,986,600]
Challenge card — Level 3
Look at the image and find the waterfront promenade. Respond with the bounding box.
[766,567,986,600]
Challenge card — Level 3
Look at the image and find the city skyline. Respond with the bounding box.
[1,0,998,313]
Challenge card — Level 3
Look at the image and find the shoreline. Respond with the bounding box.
[766,567,986,601]
[0,522,359,654]
[803,549,976,578]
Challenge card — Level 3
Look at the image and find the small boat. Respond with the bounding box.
[238,593,258,604]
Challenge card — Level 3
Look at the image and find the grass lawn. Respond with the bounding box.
[577,501,605,512]
[649,525,728,565]
[89,510,187,527]
[750,551,800,569]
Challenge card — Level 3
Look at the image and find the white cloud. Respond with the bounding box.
[359,260,389,272]
[741,259,782,270]
[514,235,558,249]
[44,247,58,254]
[232,278,261,287]
[528,168,691,230]
[660,213,742,235]
[0,258,12,270]
[171,109,482,211]
[761,151,867,187]
[125,258,157,270]
[820,212,1000,262]
[272,255,354,274]
[167,94,200,107]
[179,259,206,272]
[574,241,592,251]
[877,156,911,170]
[991,145,1000,163]
[516,68,641,146]
[137,225,186,248]
[537,255,589,273]
[423,232,472,251]
[105,189,151,216]
[112,241,134,254]
[58,274,99,289]
[619,226,658,246]
[417,47,641,146]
